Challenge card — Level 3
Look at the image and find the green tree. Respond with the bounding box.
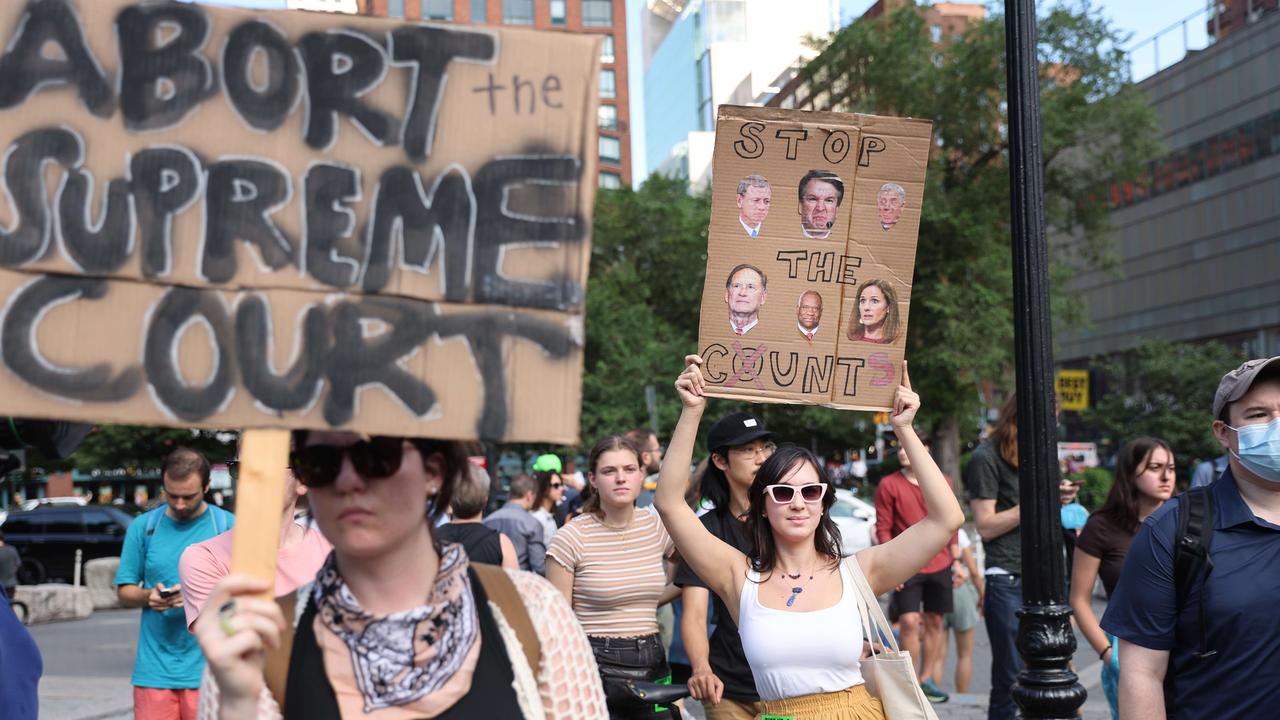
[46,425,237,473]
[793,1,1161,476]
[1083,340,1245,470]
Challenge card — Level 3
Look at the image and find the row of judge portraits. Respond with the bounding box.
[725,170,909,345]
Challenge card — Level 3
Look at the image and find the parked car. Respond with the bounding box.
[831,489,876,555]
[0,504,135,584]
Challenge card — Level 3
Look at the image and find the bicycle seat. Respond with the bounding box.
[622,680,691,706]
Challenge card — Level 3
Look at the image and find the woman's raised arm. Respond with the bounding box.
[654,356,747,601]
[856,362,965,595]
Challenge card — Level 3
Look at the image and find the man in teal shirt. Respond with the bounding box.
[116,447,233,719]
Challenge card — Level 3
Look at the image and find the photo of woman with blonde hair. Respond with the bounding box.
[846,279,900,344]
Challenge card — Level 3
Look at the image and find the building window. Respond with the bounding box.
[600,34,615,64]
[599,136,621,164]
[550,0,567,25]
[599,69,616,99]
[930,24,943,43]
[582,0,612,27]
[471,0,487,22]
[597,104,618,130]
[387,0,405,18]
[503,0,534,24]
[424,0,453,20]
[599,172,623,189]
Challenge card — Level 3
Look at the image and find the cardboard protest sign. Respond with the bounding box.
[697,106,932,412]
[0,0,598,444]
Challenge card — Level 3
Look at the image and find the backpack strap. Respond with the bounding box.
[1172,487,1216,659]
[472,563,541,677]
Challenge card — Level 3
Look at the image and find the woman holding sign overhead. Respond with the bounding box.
[191,432,607,719]
[655,356,963,719]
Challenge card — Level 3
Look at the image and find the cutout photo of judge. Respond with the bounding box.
[737,175,771,237]
[724,263,767,336]
[878,182,906,231]
[797,170,845,240]
[847,278,900,344]
[797,290,823,342]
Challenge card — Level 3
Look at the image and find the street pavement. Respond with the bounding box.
[35,601,1112,719]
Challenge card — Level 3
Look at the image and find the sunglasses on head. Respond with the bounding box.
[292,436,410,488]
[764,483,827,504]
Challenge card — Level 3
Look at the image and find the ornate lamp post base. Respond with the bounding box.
[1013,604,1084,718]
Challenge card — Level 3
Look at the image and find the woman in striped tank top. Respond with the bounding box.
[547,435,680,719]
[657,356,964,719]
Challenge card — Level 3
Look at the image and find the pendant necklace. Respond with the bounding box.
[779,568,816,607]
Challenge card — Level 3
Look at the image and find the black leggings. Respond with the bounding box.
[588,634,677,720]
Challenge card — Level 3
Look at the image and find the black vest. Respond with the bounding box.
[283,567,523,719]
[436,523,505,566]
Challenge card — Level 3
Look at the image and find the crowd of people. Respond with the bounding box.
[3,354,1279,719]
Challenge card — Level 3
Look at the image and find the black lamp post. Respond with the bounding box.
[1003,1,1087,717]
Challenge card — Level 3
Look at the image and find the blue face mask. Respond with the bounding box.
[1228,417,1280,482]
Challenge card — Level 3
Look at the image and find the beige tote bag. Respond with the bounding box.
[843,556,940,720]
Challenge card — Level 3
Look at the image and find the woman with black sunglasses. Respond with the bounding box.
[191,432,608,719]
[656,356,964,719]
[531,470,565,546]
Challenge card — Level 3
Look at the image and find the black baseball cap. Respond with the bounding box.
[707,412,772,455]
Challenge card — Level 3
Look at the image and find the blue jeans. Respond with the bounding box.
[983,574,1024,720]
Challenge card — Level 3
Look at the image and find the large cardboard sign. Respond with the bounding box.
[0,0,598,443]
[697,106,931,411]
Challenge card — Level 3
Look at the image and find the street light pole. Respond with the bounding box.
[1003,1,1087,717]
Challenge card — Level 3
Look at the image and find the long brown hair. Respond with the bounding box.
[846,278,901,343]
[990,393,1019,468]
[1097,437,1174,534]
[581,434,644,517]
[744,445,844,577]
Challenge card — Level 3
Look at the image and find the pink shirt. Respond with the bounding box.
[179,524,332,628]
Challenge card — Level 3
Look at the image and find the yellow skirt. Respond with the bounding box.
[757,683,887,720]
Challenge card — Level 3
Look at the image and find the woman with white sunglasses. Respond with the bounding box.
[656,356,963,719]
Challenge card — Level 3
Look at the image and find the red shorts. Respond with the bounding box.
[133,686,199,720]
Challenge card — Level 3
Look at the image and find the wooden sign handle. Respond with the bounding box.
[229,428,291,597]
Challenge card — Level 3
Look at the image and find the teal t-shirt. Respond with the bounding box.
[115,506,234,688]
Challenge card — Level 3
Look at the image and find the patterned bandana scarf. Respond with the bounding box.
[312,544,479,712]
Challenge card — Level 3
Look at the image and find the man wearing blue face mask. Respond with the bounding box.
[1102,356,1280,720]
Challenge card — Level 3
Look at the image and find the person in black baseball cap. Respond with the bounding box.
[671,411,775,715]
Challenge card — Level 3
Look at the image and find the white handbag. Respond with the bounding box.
[843,556,940,720]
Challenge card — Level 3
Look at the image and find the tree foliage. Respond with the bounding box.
[35,425,238,474]
[793,2,1161,467]
[1083,340,1245,468]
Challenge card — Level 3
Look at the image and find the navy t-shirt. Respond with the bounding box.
[1102,468,1280,718]
[673,510,758,702]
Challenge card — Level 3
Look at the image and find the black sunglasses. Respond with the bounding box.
[292,437,409,488]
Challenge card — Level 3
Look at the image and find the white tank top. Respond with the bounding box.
[737,559,865,701]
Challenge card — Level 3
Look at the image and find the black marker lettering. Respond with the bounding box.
[733,122,765,159]
[823,130,851,164]
[775,250,806,279]
[58,164,133,273]
[807,251,835,283]
[0,0,114,117]
[769,351,799,387]
[130,147,202,279]
[202,159,294,283]
[858,136,886,167]
[304,163,363,288]
[541,76,562,108]
[391,25,494,161]
[361,165,471,299]
[323,297,434,426]
[472,155,584,310]
[116,3,216,130]
[1,276,142,402]
[802,355,834,394]
[143,287,236,421]
[0,128,79,267]
[837,254,862,284]
[298,30,397,150]
[235,295,329,411]
[774,128,808,160]
[836,356,867,396]
[701,344,729,383]
[222,20,299,132]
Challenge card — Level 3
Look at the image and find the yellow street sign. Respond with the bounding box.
[1056,370,1089,412]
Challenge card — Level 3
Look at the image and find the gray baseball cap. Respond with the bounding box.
[1213,356,1280,420]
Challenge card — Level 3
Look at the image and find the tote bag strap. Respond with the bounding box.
[843,554,900,654]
